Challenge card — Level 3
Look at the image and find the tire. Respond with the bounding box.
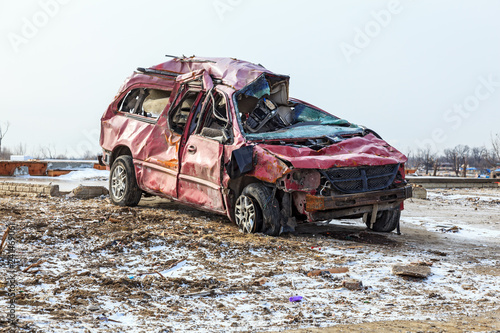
[109,155,142,207]
[234,183,281,236]
[365,209,401,232]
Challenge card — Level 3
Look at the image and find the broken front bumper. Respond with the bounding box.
[305,185,413,222]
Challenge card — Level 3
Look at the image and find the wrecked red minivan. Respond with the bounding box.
[100,56,412,235]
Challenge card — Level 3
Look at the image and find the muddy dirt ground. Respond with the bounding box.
[0,187,499,332]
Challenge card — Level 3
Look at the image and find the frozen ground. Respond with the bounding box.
[0,187,499,332]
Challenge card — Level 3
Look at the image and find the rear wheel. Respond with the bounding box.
[364,209,400,232]
[234,183,281,236]
[109,155,142,207]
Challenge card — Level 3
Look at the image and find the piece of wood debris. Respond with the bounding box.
[180,290,214,297]
[252,277,268,286]
[307,267,349,277]
[0,226,10,255]
[23,260,46,273]
[411,260,433,267]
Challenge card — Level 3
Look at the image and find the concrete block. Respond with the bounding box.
[412,185,427,199]
[49,185,60,197]
[393,265,431,278]
[69,185,108,199]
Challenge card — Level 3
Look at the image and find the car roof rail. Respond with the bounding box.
[136,67,179,78]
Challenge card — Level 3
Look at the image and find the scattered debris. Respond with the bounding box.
[341,279,363,290]
[412,185,428,199]
[392,265,431,278]
[0,225,10,255]
[97,315,121,323]
[289,296,303,302]
[180,290,214,297]
[428,249,448,256]
[411,261,433,267]
[69,185,108,199]
[22,260,46,273]
[439,225,461,233]
[0,189,498,332]
[87,305,100,312]
[461,284,477,290]
[252,277,268,286]
[307,267,349,277]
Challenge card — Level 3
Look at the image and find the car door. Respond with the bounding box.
[177,90,228,213]
[136,70,212,198]
[108,85,181,198]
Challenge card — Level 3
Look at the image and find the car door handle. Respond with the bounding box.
[187,145,197,154]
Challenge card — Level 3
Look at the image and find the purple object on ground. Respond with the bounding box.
[289,296,303,302]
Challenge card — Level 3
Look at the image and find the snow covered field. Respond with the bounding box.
[0,187,498,332]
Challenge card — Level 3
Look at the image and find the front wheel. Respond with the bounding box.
[234,183,281,236]
[364,209,401,232]
[109,155,142,207]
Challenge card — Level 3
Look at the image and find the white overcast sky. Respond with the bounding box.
[0,0,499,157]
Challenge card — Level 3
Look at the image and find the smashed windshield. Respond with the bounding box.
[234,74,362,140]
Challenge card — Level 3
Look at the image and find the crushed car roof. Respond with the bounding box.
[116,56,288,97]
[152,56,283,90]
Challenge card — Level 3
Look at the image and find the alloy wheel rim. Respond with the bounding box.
[235,195,256,233]
[111,165,127,201]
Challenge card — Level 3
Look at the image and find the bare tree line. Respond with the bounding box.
[0,122,97,160]
[0,121,9,155]
[0,144,97,160]
[407,134,500,176]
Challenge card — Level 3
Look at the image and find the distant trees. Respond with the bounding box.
[454,145,470,177]
[419,146,437,176]
[408,134,500,177]
[0,121,9,155]
[408,145,439,176]
[470,146,488,169]
[38,145,57,159]
[12,143,27,155]
[489,133,500,166]
[443,147,460,176]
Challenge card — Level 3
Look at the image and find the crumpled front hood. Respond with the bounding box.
[257,133,407,169]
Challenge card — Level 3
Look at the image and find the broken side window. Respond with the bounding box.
[118,88,171,119]
[143,89,171,118]
[168,90,202,135]
[196,91,230,143]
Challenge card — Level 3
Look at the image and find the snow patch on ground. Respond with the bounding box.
[57,168,109,181]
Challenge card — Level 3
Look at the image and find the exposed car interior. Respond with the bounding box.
[169,91,200,134]
[118,88,171,119]
[197,92,230,142]
[235,76,353,141]
[237,78,294,134]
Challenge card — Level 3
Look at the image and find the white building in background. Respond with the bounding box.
[10,155,34,161]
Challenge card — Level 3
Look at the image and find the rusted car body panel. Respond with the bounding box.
[100,56,411,232]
